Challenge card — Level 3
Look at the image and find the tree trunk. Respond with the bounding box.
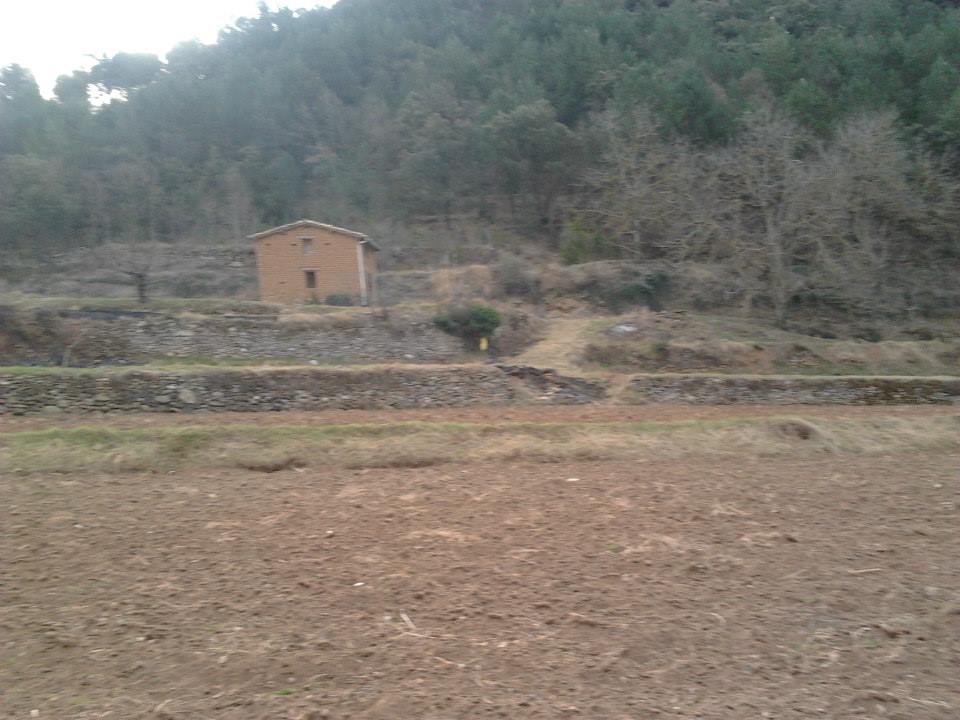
[133,273,148,304]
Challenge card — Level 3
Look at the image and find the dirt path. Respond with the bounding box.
[3,451,958,719]
[515,316,598,372]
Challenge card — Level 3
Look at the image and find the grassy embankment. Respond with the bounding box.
[568,313,960,377]
[2,414,956,476]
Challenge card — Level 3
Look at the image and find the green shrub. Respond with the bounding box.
[606,280,658,312]
[558,218,619,265]
[325,293,354,306]
[559,234,589,265]
[433,304,502,342]
[651,339,671,360]
[581,270,671,312]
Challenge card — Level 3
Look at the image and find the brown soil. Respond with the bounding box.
[3,437,958,718]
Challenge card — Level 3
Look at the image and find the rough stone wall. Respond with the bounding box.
[627,374,960,405]
[2,310,463,366]
[0,365,608,415]
[120,313,461,364]
[2,367,957,415]
[0,366,516,414]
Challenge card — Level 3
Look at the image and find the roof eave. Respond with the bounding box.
[247,219,368,242]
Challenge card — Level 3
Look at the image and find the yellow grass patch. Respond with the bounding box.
[1,415,956,476]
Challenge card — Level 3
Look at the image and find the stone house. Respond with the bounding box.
[250,219,379,305]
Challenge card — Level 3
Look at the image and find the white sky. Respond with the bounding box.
[0,0,340,97]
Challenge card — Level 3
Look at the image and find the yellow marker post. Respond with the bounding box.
[479,336,489,352]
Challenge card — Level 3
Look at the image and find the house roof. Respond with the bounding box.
[248,219,380,250]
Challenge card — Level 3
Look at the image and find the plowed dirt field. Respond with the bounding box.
[2,406,958,719]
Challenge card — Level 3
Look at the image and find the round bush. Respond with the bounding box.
[433,304,502,341]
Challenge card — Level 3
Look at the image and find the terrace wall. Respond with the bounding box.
[1,309,462,366]
[1,367,957,415]
[0,366,605,415]
[626,374,960,405]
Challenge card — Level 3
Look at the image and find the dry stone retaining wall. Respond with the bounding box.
[118,313,462,364]
[0,366,517,415]
[0,366,605,415]
[4,310,462,366]
[627,374,960,405]
[1,368,957,415]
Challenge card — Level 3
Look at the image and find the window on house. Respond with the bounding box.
[301,237,314,254]
[305,270,317,289]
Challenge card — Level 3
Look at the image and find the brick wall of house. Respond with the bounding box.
[255,226,377,304]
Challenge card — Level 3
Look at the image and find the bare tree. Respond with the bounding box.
[582,110,716,260]
[710,111,825,325]
[86,241,160,303]
[811,113,960,316]
[580,108,960,326]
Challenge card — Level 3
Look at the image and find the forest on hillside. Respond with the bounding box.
[2,0,960,320]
